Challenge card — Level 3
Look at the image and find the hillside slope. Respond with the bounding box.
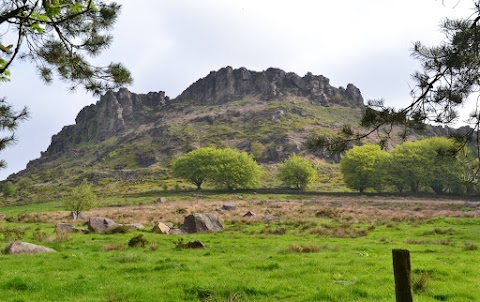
[8,66,458,190]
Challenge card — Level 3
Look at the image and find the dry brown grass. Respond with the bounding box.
[104,242,126,252]
[19,195,480,227]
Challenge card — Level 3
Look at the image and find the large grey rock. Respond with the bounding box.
[179,213,224,234]
[87,217,119,234]
[5,242,56,254]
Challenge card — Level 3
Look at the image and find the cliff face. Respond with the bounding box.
[43,88,169,156]
[177,66,364,107]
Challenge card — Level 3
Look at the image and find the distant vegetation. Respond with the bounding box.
[340,137,469,194]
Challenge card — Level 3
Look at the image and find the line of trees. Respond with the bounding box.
[172,147,318,191]
[340,137,469,194]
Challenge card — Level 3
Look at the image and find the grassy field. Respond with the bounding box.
[0,194,479,301]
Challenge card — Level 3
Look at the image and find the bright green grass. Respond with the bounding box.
[0,217,478,301]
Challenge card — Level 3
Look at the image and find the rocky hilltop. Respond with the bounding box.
[13,66,369,182]
[177,66,364,107]
[44,89,169,156]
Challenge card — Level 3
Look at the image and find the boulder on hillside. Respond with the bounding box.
[123,223,145,230]
[169,228,188,235]
[177,240,206,249]
[55,223,88,234]
[87,217,119,234]
[154,197,167,204]
[243,211,256,218]
[179,213,224,234]
[262,214,280,223]
[152,222,171,234]
[0,213,6,220]
[216,204,236,211]
[5,242,56,255]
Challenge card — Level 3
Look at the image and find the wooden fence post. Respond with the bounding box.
[392,249,413,302]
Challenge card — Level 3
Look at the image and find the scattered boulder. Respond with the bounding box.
[177,240,205,249]
[169,228,188,235]
[56,223,75,233]
[0,213,6,220]
[216,204,236,211]
[243,211,256,218]
[55,223,89,234]
[123,223,145,230]
[154,197,167,204]
[152,222,171,234]
[5,242,56,255]
[262,215,280,223]
[179,213,223,234]
[87,217,119,234]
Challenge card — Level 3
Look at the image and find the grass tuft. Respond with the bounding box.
[285,243,321,253]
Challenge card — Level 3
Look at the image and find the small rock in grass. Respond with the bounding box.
[177,240,205,249]
[243,211,256,218]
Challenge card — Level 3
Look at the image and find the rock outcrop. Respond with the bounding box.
[177,66,364,107]
[40,88,169,158]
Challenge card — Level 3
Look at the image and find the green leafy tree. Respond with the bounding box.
[277,154,317,190]
[209,148,261,191]
[0,1,131,167]
[387,141,433,193]
[2,180,15,196]
[172,147,216,190]
[385,138,464,194]
[417,138,464,194]
[63,179,96,219]
[340,144,389,193]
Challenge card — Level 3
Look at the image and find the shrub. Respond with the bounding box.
[277,154,317,190]
[63,179,96,219]
[128,234,149,248]
[2,181,16,197]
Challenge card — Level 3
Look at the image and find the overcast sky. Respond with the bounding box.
[0,0,476,180]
